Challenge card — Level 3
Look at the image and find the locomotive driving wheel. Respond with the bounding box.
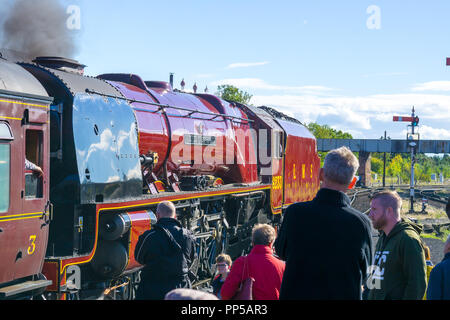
[190,209,227,286]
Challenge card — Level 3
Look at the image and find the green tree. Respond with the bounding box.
[371,157,383,176]
[415,163,431,183]
[306,123,353,166]
[306,123,353,139]
[387,154,408,183]
[216,85,253,105]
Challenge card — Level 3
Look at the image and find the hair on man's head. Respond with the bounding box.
[371,190,403,213]
[322,146,359,186]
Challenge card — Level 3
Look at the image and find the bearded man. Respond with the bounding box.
[367,190,427,300]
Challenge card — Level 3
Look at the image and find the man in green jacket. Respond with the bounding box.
[366,190,427,300]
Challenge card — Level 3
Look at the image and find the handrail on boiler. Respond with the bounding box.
[85,89,253,124]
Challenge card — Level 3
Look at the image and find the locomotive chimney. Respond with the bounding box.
[33,56,86,75]
[170,73,174,89]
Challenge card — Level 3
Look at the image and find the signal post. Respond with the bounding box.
[393,107,420,213]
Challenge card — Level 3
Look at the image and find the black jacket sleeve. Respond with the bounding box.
[274,206,293,261]
[359,215,374,284]
[134,229,161,265]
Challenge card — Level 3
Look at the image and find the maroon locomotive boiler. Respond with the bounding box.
[0,55,320,300]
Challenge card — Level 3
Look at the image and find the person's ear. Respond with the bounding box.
[385,207,394,218]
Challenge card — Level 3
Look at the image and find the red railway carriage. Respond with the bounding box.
[0,58,53,299]
[276,118,321,205]
[0,55,321,300]
[236,104,321,214]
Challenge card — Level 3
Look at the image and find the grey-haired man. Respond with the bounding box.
[275,146,373,300]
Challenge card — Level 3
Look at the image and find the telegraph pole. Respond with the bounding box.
[409,107,416,213]
[393,107,420,213]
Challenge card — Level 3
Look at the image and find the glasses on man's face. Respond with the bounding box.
[217,263,228,267]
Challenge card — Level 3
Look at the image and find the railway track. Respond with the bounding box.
[349,185,449,217]
[419,189,449,209]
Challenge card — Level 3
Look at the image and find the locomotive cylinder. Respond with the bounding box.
[90,240,128,279]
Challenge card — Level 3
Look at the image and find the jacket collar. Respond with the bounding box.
[156,217,182,228]
[313,188,351,208]
[250,245,274,255]
[383,218,423,240]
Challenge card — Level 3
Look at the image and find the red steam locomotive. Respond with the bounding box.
[0,55,320,300]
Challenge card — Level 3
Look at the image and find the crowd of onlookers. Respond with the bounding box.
[135,147,450,301]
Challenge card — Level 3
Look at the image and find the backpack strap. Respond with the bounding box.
[154,224,183,253]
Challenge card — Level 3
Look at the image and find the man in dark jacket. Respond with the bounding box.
[367,190,427,300]
[426,235,450,300]
[134,201,197,300]
[274,147,373,300]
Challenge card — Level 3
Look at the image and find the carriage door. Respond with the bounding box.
[16,124,50,279]
[0,121,16,283]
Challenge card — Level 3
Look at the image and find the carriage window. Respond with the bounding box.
[0,144,10,212]
[274,131,283,159]
[0,122,13,140]
[25,130,43,198]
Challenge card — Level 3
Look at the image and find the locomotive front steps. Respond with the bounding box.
[0,279,52,299]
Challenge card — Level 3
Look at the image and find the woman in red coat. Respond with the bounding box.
[220,224,285,300]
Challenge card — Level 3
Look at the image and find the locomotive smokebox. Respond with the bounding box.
[33,56,86,75]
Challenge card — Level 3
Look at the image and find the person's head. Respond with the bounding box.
[156,201,176,220]
[445,234,450,255]
[216,253,232,275]
[320,146,359,192]
[251,224,276,247]
[369,190,402,232]
[164,288,218,300]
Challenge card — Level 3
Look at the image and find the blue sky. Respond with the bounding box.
[12,1,450,142]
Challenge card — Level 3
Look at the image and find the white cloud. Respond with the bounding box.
[402,125,450,140]
[208,77,450,138]
[226,61,270,69]
[250,94,372,130]
[250,91,450,135]
[411,81,450,92]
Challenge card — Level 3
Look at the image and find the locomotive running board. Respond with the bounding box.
[0,280,52,299]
